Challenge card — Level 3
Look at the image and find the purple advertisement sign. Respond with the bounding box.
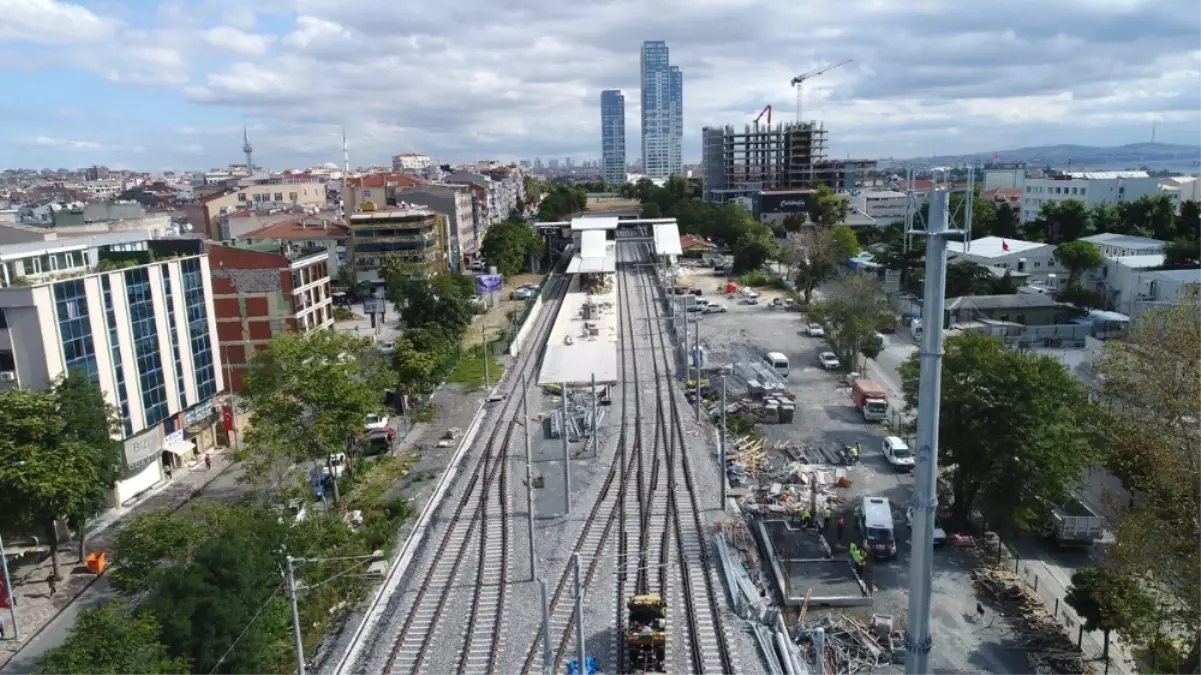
[476,274,504,294]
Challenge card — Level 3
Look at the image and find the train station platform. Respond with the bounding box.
[537,274,620,387]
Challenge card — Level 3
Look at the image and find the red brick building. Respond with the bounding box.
[207,242,334,391]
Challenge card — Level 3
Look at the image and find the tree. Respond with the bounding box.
[1054,284,1107,310]
[480,219,541,277]
[898,333,1098,532]
[1118,194,1177,240]
[808,275,891,371]
[53,373,123,564]
[1054,240,1104,285]
[391,326,456,399]
[386,272,473,338]
[1162,236,1201,270]
[944,260,998,298]
[807,185,850,228]
[1090,203,1123,234]
[1176,200,1200,241]
[535,182,587,221]
[731,228,777,273]
[1094,287,1200,660]
[0,389,106,580]
[238,331,393,501]
[1065,566,1155,666]
[34,601,189,674]
[993,202,1019,238]
[782,212,806,233]
[1023,199,1093,243]
[641,202,662,219]
[793,226,859,303]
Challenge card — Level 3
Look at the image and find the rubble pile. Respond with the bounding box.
[973,568,1090,674]
[738,460,849,517]
[703,376,796,425]
[795,614,902,674]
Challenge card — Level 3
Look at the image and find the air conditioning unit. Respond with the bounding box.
[0,371,15,382]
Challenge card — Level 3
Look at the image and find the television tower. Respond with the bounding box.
[242,125,254,173]
[338,128,350,220]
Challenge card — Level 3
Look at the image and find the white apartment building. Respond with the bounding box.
[849,190,908,221]
[1078,233,1166,259]
[0,233,225,504]
[1020,171,1161,222]
[946,236,1063,287]
[392,153,432,172]
[1159,176,1201,212]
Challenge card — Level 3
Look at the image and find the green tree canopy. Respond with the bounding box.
[35,601,189,675]
[993,202,1019,238]
[1162,236,1201,270]
[53,373,123,562]
[238,330,393,499]
[898,333,1098,531]
[536,182,588,221]
[1065,566,1156,665]
[386,272,474,337]
[807,185,850,228]
[480,218,541,277]
[0,388,107,579]
[1095,287,1200,656]
[808,275,891,370]
[1053,240,1104,285]
[1023,199,1094,243]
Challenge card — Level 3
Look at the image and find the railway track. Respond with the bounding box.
[358,274,568,675]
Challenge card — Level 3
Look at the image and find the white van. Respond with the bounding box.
[764,352,789,378]
[910,318,923,341]
[859,496,897,559]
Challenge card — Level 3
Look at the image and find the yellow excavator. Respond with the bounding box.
[626,594,666,672]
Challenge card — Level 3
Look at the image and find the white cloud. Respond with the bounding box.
[3,0,1200,168]
[0,0,117,44]
[25,135,105,150]
[202,25,274,56]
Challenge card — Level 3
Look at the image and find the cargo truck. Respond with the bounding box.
[851,379,889,422]
[1049,497,1106,547]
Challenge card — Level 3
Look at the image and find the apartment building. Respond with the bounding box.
[641,40,683,180]
[207,242,334,391]
[0,233,225,503]
[601,90,627,185]
[946,236,1062,287]
[392,153,432,173]
[980,188,1023,211]
[397,184,477,269]
[851,190,908,221]
[1020,171,1160,223]
[348,204,448,284]
[343,173,424,215]
[184,181,328,240]
[240,217,349,280]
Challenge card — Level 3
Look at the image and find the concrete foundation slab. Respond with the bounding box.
[756,519,872,608]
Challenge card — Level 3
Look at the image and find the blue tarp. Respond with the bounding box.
[566,656,599,675]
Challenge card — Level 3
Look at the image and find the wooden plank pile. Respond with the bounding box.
[972,568,1091,674]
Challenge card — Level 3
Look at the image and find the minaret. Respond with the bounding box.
[242,125,254,173]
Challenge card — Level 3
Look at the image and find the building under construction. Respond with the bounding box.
[701,121,876,204]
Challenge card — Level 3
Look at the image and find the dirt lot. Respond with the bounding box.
[691,287,1029,675]
[461,273,543,348]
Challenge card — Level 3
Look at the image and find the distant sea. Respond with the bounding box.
[1061,159,1200,174]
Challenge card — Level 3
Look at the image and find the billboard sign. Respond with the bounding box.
[476,274,504,294]
[123,426,163,473]
[757,192,812,214]
[363,298,386,316]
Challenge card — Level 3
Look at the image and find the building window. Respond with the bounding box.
[289,192,298,202]
[161,265,188,411]
[101,276,133,436]
[1034,261,1041,268]
[181,258,217,401]
[237,193,247,202]
[124,267,169,427]
[362,189,372,199]
[274,192,283,202]
[54,280,99,383]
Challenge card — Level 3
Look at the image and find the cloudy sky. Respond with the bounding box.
[2,0,1199,171]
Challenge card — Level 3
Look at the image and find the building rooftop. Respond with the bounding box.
[346,173,423,189]
[981,188,1023,199]
[571,216,619,231]
[1149,268,1201,284]
[947,236,1049,258]
[0,231,152,261]
[348,206,438,220]
[1079,233,1166,250]
[861,190,906,199]
[242,218,349,239]
[1064,171,1150,180]
[680,234,717,250]
[653,222,683,256]
[946,294,1067,311]
[1110,254,1165,269]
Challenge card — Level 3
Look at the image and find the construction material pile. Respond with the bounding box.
[739,459,849,517]
[545,387,608,445]
[973,568,1090,674]
[795,614,900,674]
[702,375,795,424]
[722,434,764,486]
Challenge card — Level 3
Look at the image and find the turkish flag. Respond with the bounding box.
[222,405,234,432]
[1002,240,1010,252]
[0,577,9,609]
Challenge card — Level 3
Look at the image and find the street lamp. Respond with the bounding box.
[0,460,28,640]
[285,552,384,674]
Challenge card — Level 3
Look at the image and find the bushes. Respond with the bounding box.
[740,270,769,287]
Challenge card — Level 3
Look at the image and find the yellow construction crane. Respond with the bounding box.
[790,59,852,123]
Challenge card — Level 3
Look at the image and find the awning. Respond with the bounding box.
[164,440,196,456]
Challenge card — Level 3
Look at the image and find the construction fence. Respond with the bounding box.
[981,537,1127,674]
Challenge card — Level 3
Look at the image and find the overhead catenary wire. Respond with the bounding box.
[208,584,285,674]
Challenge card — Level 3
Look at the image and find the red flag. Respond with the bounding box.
[0,577,9,609]
[1002,240,1010,252]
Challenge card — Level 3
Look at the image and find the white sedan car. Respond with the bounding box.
[704,303,727,314]
[818,352,840,369]
[806,323,824,337]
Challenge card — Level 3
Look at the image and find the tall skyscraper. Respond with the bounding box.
[601,89,626,185]
[640,41,683,180]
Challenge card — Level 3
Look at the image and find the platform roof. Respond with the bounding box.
[538,275,620,386]
[566,246,616,273]
[571,216,619,231]
[580,229,608,258]
[653,222,683,256]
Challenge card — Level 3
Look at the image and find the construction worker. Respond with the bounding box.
[848,542,859,562]
[848,444,860,464]
[800,508,811,528]
[823,507,833,532]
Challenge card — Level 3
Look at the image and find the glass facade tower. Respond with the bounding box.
[601,90,626,185]
[640,41,683,180]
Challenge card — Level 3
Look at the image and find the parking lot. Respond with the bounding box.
[685,268,1029,674]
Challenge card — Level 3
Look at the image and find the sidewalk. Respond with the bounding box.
[0,453,236,672]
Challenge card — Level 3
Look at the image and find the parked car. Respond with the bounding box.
[704,303,727,314]
[513,287,536,300]
[818,352,840,369]
[365,413,389,432]
[806,323,825,337]
[906,506,947,547]
[686,303,705,312]
[377,340,396,355]
[882,436,915,471]
[689,288,703,296]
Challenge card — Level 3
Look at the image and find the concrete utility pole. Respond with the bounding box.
[286,556,306,675]
[561,381,571,514]
[482,323,490,390]
[540,578,552,675]
[719,376,728,510]
[591,373,598,456]
[904,188,954,675]
[693,319,701,421]
[573,552,586,674]
[523,376,536,580]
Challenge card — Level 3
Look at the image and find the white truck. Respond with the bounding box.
[1049,497,1106,546]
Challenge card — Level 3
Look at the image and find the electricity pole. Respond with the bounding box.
[904,188,954,675]
[561,381,571,514]
[523,376,536,580]
[286,556,306,675]
[719,375,728,510]
[482,323,490,390]
[573,552,586,674]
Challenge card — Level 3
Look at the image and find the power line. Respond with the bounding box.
[208,584,284,674]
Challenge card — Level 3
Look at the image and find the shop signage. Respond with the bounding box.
[164,429,184,447]
[222,405,234,432]
[757,192,812,214]
[123,426,163,473]
[183,402,213,427]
